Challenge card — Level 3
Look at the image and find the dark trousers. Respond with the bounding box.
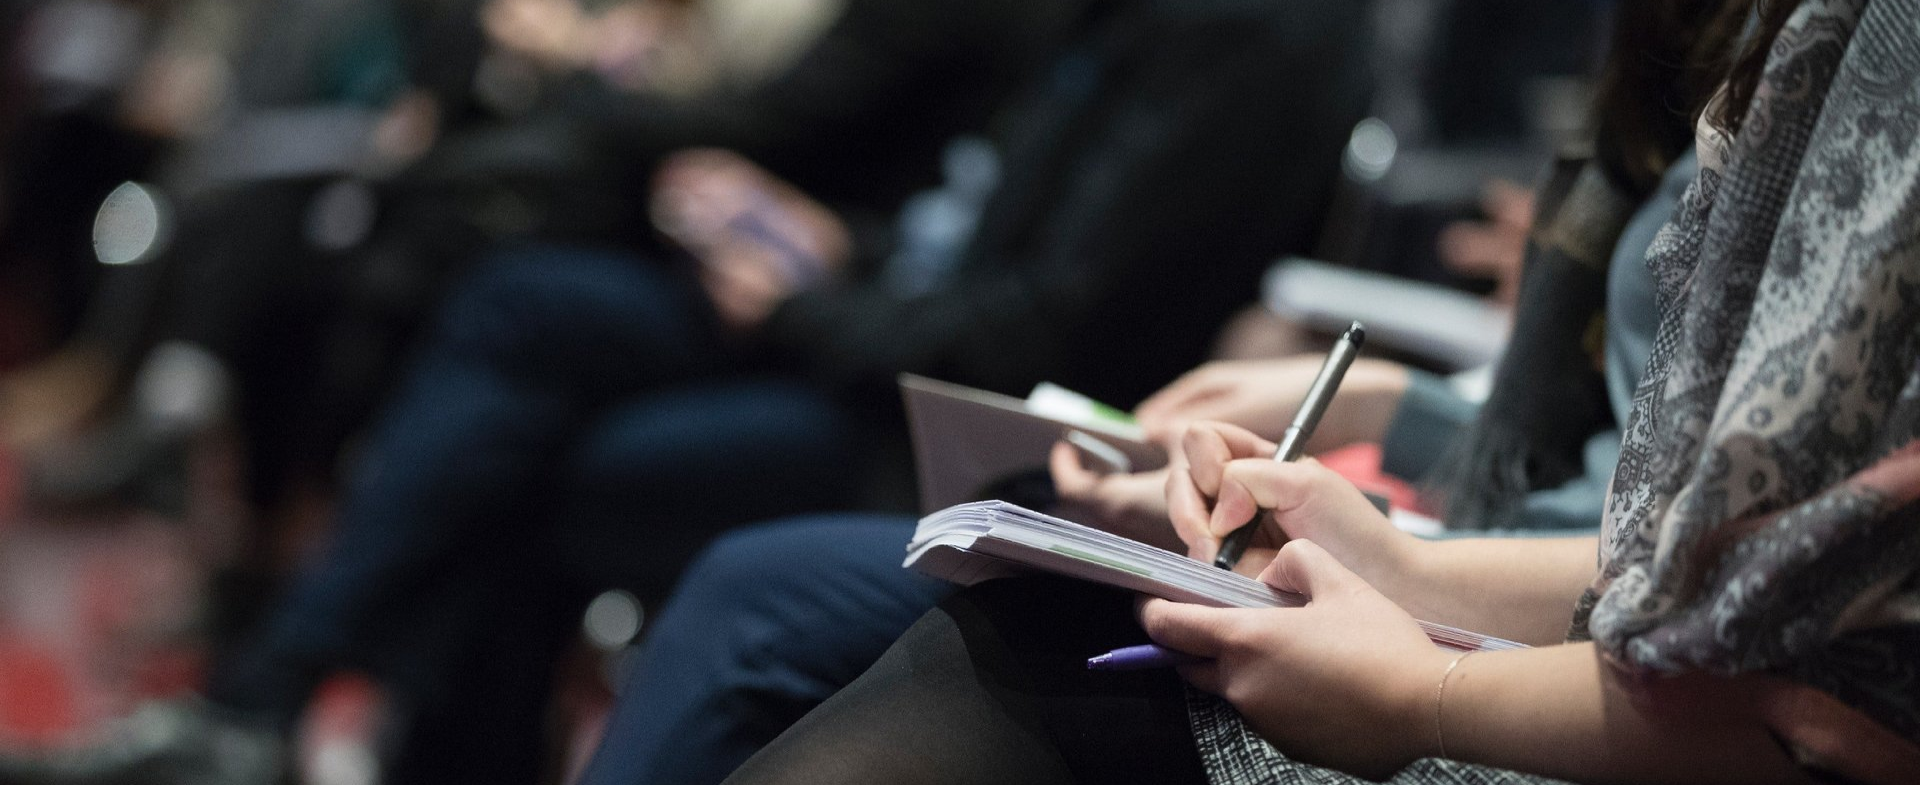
[209,245,865,783]
[718,576,1205,785]
[578,515,952,785]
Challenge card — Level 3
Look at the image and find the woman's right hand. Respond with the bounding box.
[1167,421,1418,585]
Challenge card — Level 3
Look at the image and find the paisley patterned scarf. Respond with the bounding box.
[1571,0,1920,775]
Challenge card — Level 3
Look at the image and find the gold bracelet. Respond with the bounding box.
[1434,651,1474,760]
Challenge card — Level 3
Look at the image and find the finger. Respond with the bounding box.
[1207,459,1328,538]
[705,278,758,328]
[1137,598,1235,659]
[1128,594,1221,687]
[1049,440,1096,498]
[1193,421,1279,460]
[702,261,782,328]
[1134,367,1221,428]
[1484,179,1535,225]
[1139,415,1187,446]
[1207,459,1269,539]
[1165,466,1218,561]
[715,244,793,296]
[1181,424,1233,500]
[1257,539,1362,599]
[1181,422,1279,501]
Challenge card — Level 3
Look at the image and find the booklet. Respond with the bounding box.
[1263,257,1509,371]
[899,375,1166,514]
[906,500,1526,653]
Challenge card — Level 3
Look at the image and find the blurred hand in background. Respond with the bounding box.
[650,148,850,331]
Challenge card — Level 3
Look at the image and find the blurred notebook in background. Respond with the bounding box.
[906,500,1525,653]
[1264,257,1509,371]
[899,375,1165,514]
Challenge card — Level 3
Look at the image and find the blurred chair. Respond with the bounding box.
[1312,0,1608,286]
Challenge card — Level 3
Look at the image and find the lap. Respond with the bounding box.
[434,244,725,392]
[724,577,1207,785]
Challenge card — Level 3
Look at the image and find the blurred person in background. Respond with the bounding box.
[0,0,1074,780]
[1,0,1076,647]
[2,0,1045,512]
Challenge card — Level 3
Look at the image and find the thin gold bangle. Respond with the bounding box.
[1434,651,1475,760]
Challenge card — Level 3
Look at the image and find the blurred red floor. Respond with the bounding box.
[0,447,202,748]
[0,442,394,784]
[0,441,611,784]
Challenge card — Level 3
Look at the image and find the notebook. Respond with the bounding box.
[899,375,1165,514]
[906,500,1526,653]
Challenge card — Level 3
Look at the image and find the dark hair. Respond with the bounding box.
[1589,0,1740,195]
[1589,0,1803,196]
[1707,0,1802,135]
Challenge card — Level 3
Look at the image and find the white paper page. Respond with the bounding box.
[909,501,1526,652]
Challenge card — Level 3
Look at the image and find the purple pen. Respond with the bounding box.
[1086,644,1206,671]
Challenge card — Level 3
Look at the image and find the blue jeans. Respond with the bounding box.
[210,246,865,782]
[578,514,952,785]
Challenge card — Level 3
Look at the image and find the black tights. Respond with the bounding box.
[722,577,1208,785]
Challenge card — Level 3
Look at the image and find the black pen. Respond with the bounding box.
[1213,321,1366,570]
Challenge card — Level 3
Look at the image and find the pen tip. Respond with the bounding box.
[1345,321,1367,347]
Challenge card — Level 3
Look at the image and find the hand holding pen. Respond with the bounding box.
[1158,323,1370,571]
[1213,322,1365,569]
[1091,325,1370,669]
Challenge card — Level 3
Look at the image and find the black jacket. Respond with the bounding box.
[410,0,1085,252]
[767,0,1377,409]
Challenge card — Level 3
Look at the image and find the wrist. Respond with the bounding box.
[1389,647,1462,768]
[1359,526,1429,610]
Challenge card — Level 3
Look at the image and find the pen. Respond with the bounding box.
[1086,643,1207,671]
[1212,321,1366,570]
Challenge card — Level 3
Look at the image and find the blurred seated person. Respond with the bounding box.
[6,0,1073,504]
[0,1,1377,783]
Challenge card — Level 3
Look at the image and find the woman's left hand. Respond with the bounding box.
[1139,539,1452,779]
[1047,441,1182,552]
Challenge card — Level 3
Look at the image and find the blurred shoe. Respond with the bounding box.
[0,699,285,785]
[21,413,189,516]
[0,346,118,453]
[21,341,230,516]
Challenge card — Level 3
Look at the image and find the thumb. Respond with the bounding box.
[1049,439,1095,494]
[1257,539,1360,599]
[1137,597,1240,659]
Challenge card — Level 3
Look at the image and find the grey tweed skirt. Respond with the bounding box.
[1186,689,1574,785]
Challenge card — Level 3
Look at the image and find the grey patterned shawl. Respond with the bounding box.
[1192,1,1920,782]
[1571,0,1920,773]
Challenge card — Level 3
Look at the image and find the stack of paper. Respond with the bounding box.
[907,500,1525,653]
